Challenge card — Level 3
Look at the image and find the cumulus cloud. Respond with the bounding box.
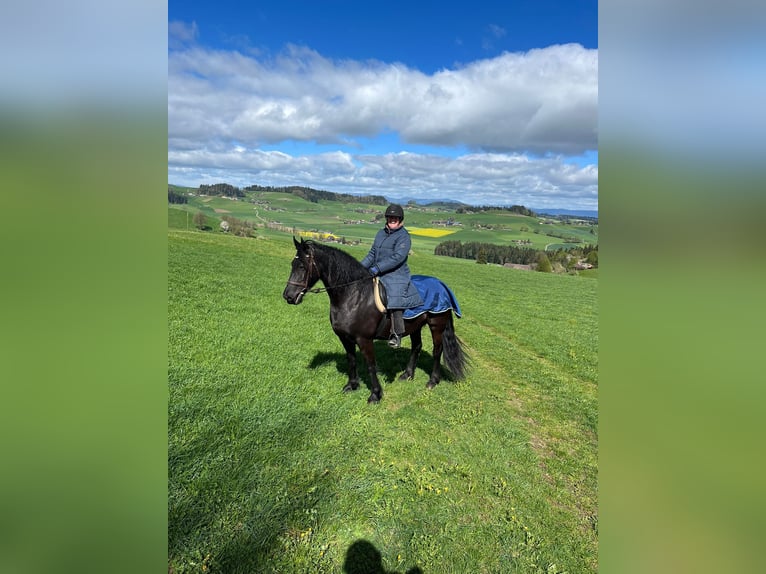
[168,147,598,210]
[168,34,598,209]
[169,42,596,154]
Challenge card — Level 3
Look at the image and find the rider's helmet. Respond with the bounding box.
[384,204,405,220]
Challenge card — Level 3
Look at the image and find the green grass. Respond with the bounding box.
[169,230,597,573]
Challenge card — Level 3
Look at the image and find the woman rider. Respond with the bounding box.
[360,204,424,348]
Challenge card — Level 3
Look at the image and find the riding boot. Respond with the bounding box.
[388,309,404,348]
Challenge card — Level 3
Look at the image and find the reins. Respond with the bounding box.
[306,276,372,294]
[288,248,373,295]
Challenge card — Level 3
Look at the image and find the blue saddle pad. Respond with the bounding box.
[403,275,462,319]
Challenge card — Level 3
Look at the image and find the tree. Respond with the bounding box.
[168,188,187,204]
[537,252,552,273]
[476,248,488,264]
[193,211,207,230]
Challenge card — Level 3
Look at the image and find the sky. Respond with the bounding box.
[168,1,598,211]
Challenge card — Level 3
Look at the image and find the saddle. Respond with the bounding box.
[372,277,387,313]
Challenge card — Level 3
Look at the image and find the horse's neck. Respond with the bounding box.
[313,249,336,285]
[315,248,367,294]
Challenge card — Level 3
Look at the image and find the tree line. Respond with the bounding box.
[436,240,539,265]
[199,183,246,198]
[434,240,598,270]
[455,205,536,217]
[245,184,387,205]
[168,188,188,204]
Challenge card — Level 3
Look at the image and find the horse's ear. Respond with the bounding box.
[293,236,301,249]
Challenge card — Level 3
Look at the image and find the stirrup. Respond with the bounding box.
[388,333,401,349]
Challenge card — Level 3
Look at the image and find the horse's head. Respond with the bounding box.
[283,237,320,305]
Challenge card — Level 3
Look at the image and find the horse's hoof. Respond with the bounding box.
[398,372,413,381]
[367,395,381,404]
[426,381,438,390]
[342,383,359,393]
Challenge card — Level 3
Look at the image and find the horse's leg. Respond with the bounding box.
[399,323,423,381]
[339,334,360,393]
[426,319,444,389]
[357,338,382,403]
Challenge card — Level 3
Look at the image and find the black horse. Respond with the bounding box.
[283,237,469,403]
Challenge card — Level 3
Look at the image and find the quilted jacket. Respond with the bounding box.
[360,226,424,309]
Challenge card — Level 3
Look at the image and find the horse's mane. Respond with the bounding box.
[305,241,369,285]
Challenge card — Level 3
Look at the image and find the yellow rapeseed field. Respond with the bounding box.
[407,227,457,238]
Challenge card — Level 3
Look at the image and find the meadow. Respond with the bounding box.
[168,212,597,572]
[168,186,598,254]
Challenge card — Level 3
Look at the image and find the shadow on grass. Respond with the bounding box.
[308,344,440,389]
[344,539,423,574]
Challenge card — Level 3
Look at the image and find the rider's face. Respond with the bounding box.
[386,216,403,230]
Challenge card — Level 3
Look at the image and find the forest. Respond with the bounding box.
[244,184,388,205]
[435,239,598,270]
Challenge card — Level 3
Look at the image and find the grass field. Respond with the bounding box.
[168,226,597,573]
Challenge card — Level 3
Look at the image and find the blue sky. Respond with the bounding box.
[168,1,598,210]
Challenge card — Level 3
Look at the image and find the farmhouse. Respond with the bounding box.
[430,218,462,227]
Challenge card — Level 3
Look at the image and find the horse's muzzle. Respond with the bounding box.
[283,289,305,305]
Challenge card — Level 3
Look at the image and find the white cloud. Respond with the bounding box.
[168,147,598,210]
[168,39,598,208]
[169,43,597,154]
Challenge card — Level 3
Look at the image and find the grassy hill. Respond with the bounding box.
[168,228,598,573]
[168,185,598,256]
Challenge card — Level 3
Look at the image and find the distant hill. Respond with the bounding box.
[405,198,469,208]
[170,181,595,218]
[245,184,387,206]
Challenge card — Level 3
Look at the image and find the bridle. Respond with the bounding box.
[287,249,319,297]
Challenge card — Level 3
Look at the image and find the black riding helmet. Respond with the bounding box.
[385,203,404,220]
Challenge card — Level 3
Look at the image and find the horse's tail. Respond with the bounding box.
[443,312,470,379]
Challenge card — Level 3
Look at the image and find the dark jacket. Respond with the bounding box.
[361,226,424,309]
